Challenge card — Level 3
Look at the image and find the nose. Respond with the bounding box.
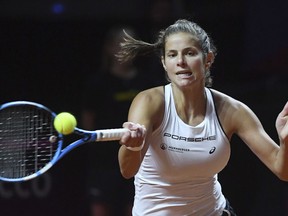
[177,55,186,67]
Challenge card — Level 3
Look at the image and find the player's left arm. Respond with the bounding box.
[276,102,288,145]
[235,101,288,181]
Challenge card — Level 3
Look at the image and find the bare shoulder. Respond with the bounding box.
[209,88,250,110]
[209,89,252,137]
[132,86,165,118]
[129,86,165,130]
[135,86,165,105]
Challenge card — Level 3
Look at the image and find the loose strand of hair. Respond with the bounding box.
[116,30,158,63]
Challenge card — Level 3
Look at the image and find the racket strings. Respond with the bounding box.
[0,106,58,179]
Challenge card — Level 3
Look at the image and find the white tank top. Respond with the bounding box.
[132,84,231,216]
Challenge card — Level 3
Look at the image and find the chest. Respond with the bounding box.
[145,119,230,182]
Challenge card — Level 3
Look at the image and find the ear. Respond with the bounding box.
[205,51,215,69]
[161,56,167,71]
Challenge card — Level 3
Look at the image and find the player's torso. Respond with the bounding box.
[140,84,231,182]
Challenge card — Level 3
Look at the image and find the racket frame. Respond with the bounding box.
[0,101,128,182]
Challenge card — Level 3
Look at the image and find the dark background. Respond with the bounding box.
[1,0,288,215]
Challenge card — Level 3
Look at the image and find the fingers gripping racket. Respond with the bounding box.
[0,101,128,182]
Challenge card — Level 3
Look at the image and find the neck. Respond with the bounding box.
[171,84,207,126]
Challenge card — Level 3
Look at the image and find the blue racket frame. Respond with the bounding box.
[0,101,126,182]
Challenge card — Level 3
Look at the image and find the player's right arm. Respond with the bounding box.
[118,86,165,179]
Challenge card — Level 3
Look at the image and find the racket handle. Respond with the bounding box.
[95,128,129,141]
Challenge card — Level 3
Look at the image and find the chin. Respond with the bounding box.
[178,78,197,86]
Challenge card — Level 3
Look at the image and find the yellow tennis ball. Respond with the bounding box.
[54,112,77,135]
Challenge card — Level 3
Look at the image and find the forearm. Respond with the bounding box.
[118,145,143,179]
[275,101,288,180]
[275,140,288,181]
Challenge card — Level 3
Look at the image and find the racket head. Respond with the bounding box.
[0,101,63,182]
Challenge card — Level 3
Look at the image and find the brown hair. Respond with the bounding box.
[116,19,217,87]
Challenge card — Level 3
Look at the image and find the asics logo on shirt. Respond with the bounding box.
[209,146,216,154]
[164,132,216,142]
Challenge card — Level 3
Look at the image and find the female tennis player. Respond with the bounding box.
[117,19,288,215]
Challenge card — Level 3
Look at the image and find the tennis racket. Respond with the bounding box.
[0,101,128,182]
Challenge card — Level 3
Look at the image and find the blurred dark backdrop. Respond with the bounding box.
[0,0,288,215]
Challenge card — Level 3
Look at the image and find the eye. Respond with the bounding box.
[187,50,197,56]
[167,52,176,58]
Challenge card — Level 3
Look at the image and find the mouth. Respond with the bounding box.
[176,71,193,77]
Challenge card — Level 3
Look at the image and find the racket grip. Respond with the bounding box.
[95,128,129,141]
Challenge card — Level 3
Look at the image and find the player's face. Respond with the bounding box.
[161,32,206,88]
